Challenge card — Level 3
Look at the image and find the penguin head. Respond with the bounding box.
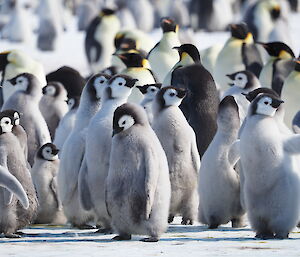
[156,86,186,109]
[243,87,280,103]
[262,0,281,21]
[0,109,21,126]
[0,51,10,72]
[258,42,295,59]
[230,23,252,42]
[114,51,149,68]
[8,73,40,95]
[295,59,300,72]
[173,44,201,63]
[118,38,137,52]
[160,17,178,33]
[0,114,13,134]
[42,81,67,100]
[137,84,162,100]
[249,93,284,117]
[217,96,240,132]
[112,103,148,137]
[85,73,111,101]
[226,70,258,89]
[37,143,59,161]
[66,96,80,111]
[100,8,116,17]
[106,75,138,100]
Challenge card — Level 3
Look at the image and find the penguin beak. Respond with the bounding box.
[52,149,59,155]
[0,52,9,71]
[42,86,47,95]
[241,92,252,102]
[112,127,123,137]
[8,77,17,85]
[271,99,284,108]
[226,74,236,80]
[136,86,146,94]
[177,89,186,99]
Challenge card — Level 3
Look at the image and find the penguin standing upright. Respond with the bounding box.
[214,23,263,92]
[2,73,51,166]
[106,103,171,242]
[258,42,295,95]
[85,8,120,73]
[172,64,219,158]
[198,96,245,229]
[114,51,157,103]
[37,16,57,51]
[152,87,200,225]
[39,82,68,140]
[148,17,181,82]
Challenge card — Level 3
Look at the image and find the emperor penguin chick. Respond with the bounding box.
[148,17,181,82]
[106,103,171,242]
[152,87,200,225]
[239,93,300,239]
[39,81,68,140]
[198,96,245,229]
[79,74,137,232]
[31,143,67,225]
[137,83,161,124]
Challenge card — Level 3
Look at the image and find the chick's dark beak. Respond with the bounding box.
[52,149,59,155]
[177,89,186,99]
[112,127,124,137]
[271,99,284,108]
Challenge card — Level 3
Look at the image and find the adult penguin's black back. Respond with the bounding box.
[172,63,219,158]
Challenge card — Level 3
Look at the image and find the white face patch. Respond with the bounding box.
[233,73,248,88]
[118,115,135,132]
[67,98,75,110]
[145,86,159,99]
[163,88,182,107]
[0,117,13,133]
[109,77,132,99]
[13,112,20,125]
[16,76,29,91]
[44,85,56,96]
[94,75,109,99]
[42,146,58,161]
[256,96,276,117]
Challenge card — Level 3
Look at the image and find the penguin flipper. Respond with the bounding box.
[284,135,300,154]
[50,176,62,210]
[3,189,13,205]
[228,140,240,166]
[0,165,29,209]
[144,147,160,220]
[191,137,201,173]
[78,155,94,211]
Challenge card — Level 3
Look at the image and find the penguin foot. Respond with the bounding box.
[168,215,174,224]
[208,224,219,229]
[95,228,113,234]
[75,224,95,230]
[5,233,22,238]
[255,233,274,240]
[141,237,159,242]
[181,218,193,225]
[231,218,245,228]
[112,234,131,241]
[274,233,289,239]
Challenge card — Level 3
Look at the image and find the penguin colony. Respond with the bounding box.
[0,0,300,242]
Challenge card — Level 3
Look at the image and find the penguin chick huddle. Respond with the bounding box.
[0,0,300,243]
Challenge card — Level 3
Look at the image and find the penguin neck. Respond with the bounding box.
[101,96,128,114]
[161,32,180,50]
[141,96,153,106]
[178,55,195,66]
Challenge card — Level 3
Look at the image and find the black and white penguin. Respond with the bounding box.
[214,23,263,92]
[172,63,220,158]
[37,16,57,51]
[85,8,120,73]
[162,44,201,86]
[258,41,295,95]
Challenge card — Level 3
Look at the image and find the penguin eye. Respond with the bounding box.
[264,101,269,105]
[122,121,126,125]
[118,82,123,86]
[5,121,9,124]
[100,80,105,84]
[170,92,175,97]
[150,88,155,92]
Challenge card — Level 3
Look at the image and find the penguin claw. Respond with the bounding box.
[112,234,131,241]
[95,228,113,234]
[168,215,174,224]
[255,233,274,240]
[141,237,159,242]
[181,218,193,225]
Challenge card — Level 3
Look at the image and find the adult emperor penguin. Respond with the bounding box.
[0,112,38,238]
[137,83,161,124]
[238,93,300,239]
[152,87,200,225]
[162,44,201,87]
[115,51,156,103]
[198,96,245,229]
[223,70,261,124]
[214,23,263,92]
[171,63,219,158]
[57,73,110,228]
[85,8,121,73]
[2,73,51,166]
[39,81,68,140]
[78,74,137,233]
[106,103,171,242]
[53,96,80,152]
[148,17,181,82]
[0,50,46,105]
[258,42,295,95]
[31,143,66,225]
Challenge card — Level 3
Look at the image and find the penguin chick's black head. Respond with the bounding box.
[0,109,20,126]
[100,8,115,16]
[114,52,146,68]
[9,73,39,94]
[137,83,162,95]
[86,73,111,101]
[112,103,148,136]
[160,17,178,33]
[230,23,249,40]
[156,86,186,109]
[37,143,59,161]
[250,93,284,117]
[118,38,137,51]
[0,114,13,134]
[173,44,201,63]
[243,87,280,103]
[270,4,281,20]
[42,81,64,97]
[258,42,295,58]
[218,95,240,130]
[0,51,9,71]
[226,70,256,89]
